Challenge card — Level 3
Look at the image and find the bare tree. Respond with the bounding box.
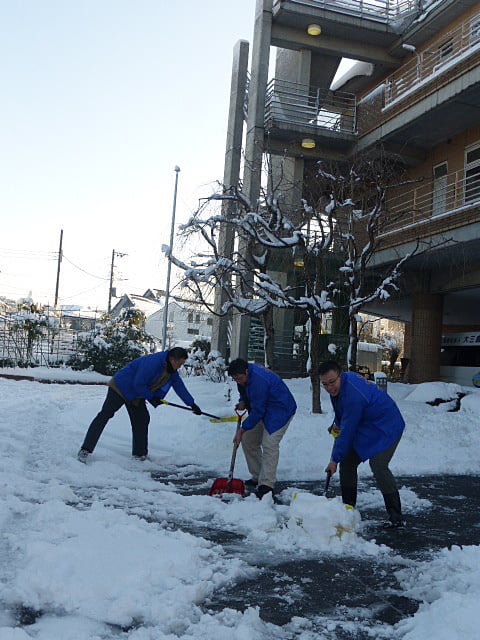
[308,155,422,371]
[168,182,336,412]
[168,153,440,411]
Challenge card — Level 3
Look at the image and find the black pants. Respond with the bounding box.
[81,387,150,456]
[340,436,401,502]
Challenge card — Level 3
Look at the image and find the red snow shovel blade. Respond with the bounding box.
[208,477,245,496]
[209,415,246,497]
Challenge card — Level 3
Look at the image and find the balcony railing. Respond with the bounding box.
[265,78,357,135]
[288,0,419,22]
[384,11,480,108]
[380,168,480,235]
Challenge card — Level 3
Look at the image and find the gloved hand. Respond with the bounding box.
[149,397,162,408]
[191,403,202,416]
[328,424,341,439]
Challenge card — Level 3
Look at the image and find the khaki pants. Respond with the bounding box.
[241,418,292,489]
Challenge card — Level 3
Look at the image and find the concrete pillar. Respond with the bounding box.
[264,47,311,369]
[275,47,311,85]
[271,47,310,216]
[230,0,273,360]
[408,293,443,383]
[211,40,250,359]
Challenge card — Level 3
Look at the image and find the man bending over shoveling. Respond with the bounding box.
[227,359,297,499]
[77,347,202,463]
[320,360,406,528]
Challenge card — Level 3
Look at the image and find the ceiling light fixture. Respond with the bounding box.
[307,23,321,36]
[301,138,316,149]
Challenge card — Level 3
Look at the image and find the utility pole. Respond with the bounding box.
[54,229,63,308]
[108,249,127,313]
[162,165,180,349]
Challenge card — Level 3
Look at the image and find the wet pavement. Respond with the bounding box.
[151,471,480,638]
[8,473,480,638]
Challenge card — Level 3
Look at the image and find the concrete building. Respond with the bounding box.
[216,0,480,383]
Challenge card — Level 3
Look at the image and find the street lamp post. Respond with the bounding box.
[162,166,180,349]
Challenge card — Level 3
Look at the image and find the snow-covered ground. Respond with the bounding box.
[0,367,479,639]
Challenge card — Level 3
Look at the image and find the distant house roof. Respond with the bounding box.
[110,294,162,318]
[60,305,105,319]
[142,288,166,301]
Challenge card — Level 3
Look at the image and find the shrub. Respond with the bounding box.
[68,308,156,375]
[184,347,227,383]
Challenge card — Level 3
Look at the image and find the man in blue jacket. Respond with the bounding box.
[320,360,406,528]
[227,358,297,499]
[77,347,201,463]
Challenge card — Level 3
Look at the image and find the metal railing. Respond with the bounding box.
[282,0,420,21]
[380,169,480,235]
[265,78,357,135]
[384,11,480,108]
[247,317,309,376]
[0,312,87,367]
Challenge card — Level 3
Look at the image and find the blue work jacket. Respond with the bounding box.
[113,352,194,406]
[238,364,297,434]
[330,372,405,463]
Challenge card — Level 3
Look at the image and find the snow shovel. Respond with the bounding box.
[323,425,338,497]
[208,411,246,497]
[159,399,223,421]
[324,470,332,496]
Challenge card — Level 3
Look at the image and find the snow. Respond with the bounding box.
[0,367,480,638]
[331,60,374,91]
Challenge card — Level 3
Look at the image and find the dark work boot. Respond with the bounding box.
[341,485,357,508]
[256,484,273,500]
[382,490,405,528]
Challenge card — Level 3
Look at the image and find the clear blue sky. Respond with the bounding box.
[0,0,256,309]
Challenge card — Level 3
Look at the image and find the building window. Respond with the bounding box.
[187,312,193,323]
[207,317,213,326]
[187,328,199,335]
[471,17,480,44]
[439,39,453,61]
[434,38,454,72]
[465,144,480,204]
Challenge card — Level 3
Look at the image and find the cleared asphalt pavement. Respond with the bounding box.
[152,471,480,638]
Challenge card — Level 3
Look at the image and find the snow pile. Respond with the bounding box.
[0,370,479,638]
[395,546,480,639]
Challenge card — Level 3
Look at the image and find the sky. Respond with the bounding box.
[0,0,256,310]
[0,367,480,638]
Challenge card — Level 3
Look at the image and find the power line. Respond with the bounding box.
[58,283,107,301]
[0,247,57,260]
[62,254,110,280]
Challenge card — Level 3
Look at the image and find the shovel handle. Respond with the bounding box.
[228,442,239,479]
[324,470,332,495]
[235,409,247,430]
[228,411,246,479]
[159,399,221,421]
